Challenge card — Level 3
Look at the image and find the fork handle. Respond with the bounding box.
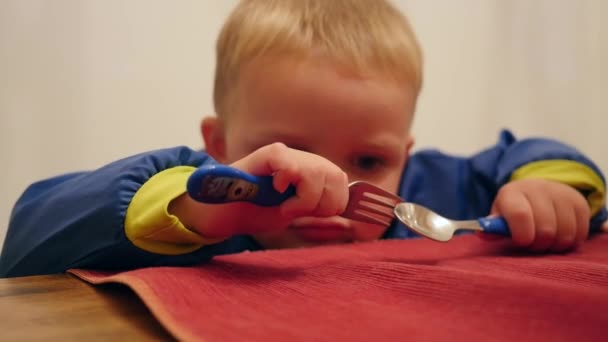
[477,217,511,236]
[187,165,296,206]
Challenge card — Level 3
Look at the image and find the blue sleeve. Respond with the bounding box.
[0,146,237,277]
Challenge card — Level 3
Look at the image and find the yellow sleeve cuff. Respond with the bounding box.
[125,166,225,255]
[510,160,606,216]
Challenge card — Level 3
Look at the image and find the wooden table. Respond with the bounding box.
[0,274,174,341]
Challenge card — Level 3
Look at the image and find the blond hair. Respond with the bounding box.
[213,0,423,116]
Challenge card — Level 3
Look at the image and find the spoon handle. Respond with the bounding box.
[187,164,296,206]
[477,217,510,236]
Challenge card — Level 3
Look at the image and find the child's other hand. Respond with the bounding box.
[231,143,349,219]
[489,179,590,252]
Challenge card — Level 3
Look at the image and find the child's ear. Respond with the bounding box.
[405,135,415,156]
[201,117,227,163]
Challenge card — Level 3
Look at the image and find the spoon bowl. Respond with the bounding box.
[393,202,510,242]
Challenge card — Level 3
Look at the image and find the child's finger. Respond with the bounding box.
[572,193,591,245]
[493,189,535,247]
[280,170,324,218]
[526,193,557,252]
[272,164,301,193]
[550,199,578,252]
[231,143,291,173]
[312,171,349,217]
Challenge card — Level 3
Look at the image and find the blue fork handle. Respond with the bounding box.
[477,217,511,236]
[187,164,296,206]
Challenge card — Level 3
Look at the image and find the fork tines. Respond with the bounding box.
[342,181,403,226]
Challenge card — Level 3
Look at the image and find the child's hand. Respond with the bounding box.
[171,143,349,238]
[231,143,349,219]
[489,179,590,252]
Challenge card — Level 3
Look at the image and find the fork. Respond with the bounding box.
[341,181,402,226]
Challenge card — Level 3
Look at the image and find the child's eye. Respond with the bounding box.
[353,155,385,171]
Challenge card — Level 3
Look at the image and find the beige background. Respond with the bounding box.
[1,0,606,248]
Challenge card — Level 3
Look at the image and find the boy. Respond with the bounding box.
[1,0,605,278]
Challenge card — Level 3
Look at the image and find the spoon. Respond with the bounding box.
[393,202,511,242]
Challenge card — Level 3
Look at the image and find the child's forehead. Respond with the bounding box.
[233,54,413,110]
[229,57,415,133]
[238,53,415,91]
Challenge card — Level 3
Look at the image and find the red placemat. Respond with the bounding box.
[70,234,608,342]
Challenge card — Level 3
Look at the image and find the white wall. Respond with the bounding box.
[405,0,607,157]
[1,0,606,247]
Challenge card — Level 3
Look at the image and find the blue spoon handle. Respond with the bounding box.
[477,217,511,236]
[187,164,296,207]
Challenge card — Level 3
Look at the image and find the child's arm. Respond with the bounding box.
[486,130,606,252]
[0,144,348,277]
[0,146,223,277]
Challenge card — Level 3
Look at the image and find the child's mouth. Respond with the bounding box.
[289,218,352,243]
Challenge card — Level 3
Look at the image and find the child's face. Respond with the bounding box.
[205,56,417,249]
